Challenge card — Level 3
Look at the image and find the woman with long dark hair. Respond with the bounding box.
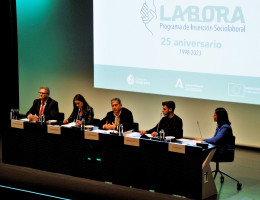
[63,94,94,125]
[204,108,234,160]
[204,107,233,144]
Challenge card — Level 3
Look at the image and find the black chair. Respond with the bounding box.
[93,118,101,127]
[57,112,64,123]
[133,122,139,132]
[211,136,242,190]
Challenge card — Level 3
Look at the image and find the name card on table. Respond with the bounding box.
[47,125,61,135]
[124,137,140,147]
[84,130,99,141]
[11,120,24,129]
[168,143,185,154]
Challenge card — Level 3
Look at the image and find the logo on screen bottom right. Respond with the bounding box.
[228,83,245,97]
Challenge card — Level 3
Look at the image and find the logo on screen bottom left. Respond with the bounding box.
[127,74,135,85]
[126,74,151,86]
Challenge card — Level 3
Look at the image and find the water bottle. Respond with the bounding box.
[81,118,85,131]
[39,115,42,124]
[119,124,123,136]
[162,129,165,142]
[14,108,19,119]
[159,129,165,141]
[40,114,45,125]
[10,108,14,120]
[42,114,45,123]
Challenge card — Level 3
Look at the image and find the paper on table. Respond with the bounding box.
[61,122,77,128]
[125,132,140,137]
[122,129,133,136]
[176,138,202,145]
[91,129,116,134]
[20,118,29,121]
[145,134,153,138]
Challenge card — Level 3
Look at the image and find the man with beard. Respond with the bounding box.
[140,101,183,139]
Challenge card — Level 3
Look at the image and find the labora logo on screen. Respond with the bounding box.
[140,0,245,35]
[140,0,157,35]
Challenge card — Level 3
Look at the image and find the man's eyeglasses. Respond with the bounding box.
[38,92,49,95]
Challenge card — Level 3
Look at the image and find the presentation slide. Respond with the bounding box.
[94,0,260,105]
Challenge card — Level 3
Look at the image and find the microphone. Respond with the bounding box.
[197,121,203,140]
[156,112,163,134]
[77,108,81,121]
[196,121,208,148]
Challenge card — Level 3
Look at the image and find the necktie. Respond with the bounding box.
[115,116,120,127]
[39,102,44,116]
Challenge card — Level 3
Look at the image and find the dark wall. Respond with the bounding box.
[1,0,19,134]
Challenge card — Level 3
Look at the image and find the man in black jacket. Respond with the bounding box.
[140,101,183,139]
[26,87,59,122]
[100,98,134,132]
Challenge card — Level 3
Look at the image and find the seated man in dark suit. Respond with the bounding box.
[99,98,134,132]
[26,87,59,122]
